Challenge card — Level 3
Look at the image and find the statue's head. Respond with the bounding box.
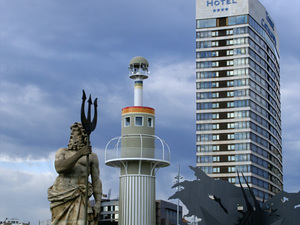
[68,122,88,150]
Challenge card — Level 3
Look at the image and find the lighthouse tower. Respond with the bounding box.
[105,56,170,225]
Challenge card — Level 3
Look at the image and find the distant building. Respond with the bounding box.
[99,199,119,225]
[0,218,29,225]
[97,199,185,225]
[156,200,185,225]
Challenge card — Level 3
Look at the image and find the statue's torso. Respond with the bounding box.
[53,150,90,190]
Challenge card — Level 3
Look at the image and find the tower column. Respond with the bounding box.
[134,80,143,106]
[119,175,155,225]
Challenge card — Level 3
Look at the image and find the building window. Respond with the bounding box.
[147,117,153,127]
[228,144,235,150]
[227,102,235,108]
[228,155,235,161]
[234,58,248,66]
[234,37,248,45]
[212,61,219,67]
[213,134,219,140]
[228,134,235,140]
[212,103,219,108]
[226,29,233,35]
[201,166,213,174]
[227,50,234,56]
[227,123,235,129]
[227,70,234,76]
[212,82,219,88]
[212,124,219,130]
[234,47,247,55]
[228,15,248,26]
[212,92,219,98]
[196,18,217,28]
[228,167,236,172]
[212,113,219,119]
[227,60,234,66]
[212,51,219,57]
[197,51,212,58]
[200,156,213,163]
[197,123,213,131]
[227,112,234,118]
[197,113,213,120]
[213,156,220,162]
[212,41,219,47]
[199,145,213,152]
[213,145,220,151]
[124,117,131,127]
[227,39,234,45]
[212,31,218,36]
[135,116,143,126]
[228,177,236,183]
[227,91,234,97]
[197,71,219,79]
[213,167,220,173]
[227,81,234,87]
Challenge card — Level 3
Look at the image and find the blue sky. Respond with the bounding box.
[0,0,299,224]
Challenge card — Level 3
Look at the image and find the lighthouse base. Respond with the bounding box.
[119,175,156,225]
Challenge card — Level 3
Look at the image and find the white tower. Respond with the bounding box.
[105,56,170,225]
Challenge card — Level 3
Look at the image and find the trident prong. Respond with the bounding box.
[80,89,98,225]
[81,90,98,134]
[92,98,98,125]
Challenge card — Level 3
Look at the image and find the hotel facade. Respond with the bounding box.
[195,0,282,199]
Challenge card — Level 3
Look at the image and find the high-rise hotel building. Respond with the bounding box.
[196,0,282,199]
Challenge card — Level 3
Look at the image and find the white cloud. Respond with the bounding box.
[145,59,195,129]
[0,168,55,224]
[0,148,120,224]
[280,56,300,193]
[0,152,55,163]
[0,82,68,128]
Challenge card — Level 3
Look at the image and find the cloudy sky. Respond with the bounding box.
[0,0,299,224]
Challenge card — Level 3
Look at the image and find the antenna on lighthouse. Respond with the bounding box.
[128,56,149,106]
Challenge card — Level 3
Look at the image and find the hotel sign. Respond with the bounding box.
[261,11,277,45]
[196,0,279,53]
[196,0,247,18]
[205,0,238,13]
[206,0,238,7]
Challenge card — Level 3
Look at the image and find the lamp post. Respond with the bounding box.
[175,165,183,225]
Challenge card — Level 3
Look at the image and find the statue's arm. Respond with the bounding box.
[90,154,102,214]
[55,146,91,173]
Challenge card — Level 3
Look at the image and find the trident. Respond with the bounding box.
[80,90,98,225]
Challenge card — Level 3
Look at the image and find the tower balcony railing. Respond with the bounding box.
[105,134,170,166]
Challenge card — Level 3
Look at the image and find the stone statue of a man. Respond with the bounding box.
[48,122,102,225]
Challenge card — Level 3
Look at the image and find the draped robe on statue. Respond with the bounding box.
[48,176,94,225]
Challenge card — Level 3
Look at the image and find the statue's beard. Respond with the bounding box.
[68,140,85,151]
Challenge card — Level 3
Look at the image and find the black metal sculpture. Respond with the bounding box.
[169,167,300,225]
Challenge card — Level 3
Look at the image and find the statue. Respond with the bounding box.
[170,167,300,225]
[48,122,102,225]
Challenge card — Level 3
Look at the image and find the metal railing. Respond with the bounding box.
[105,134,170,163]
